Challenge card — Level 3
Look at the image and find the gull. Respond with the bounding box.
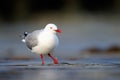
[22,23,61,65]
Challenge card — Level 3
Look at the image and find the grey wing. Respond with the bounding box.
[25,30,41,50]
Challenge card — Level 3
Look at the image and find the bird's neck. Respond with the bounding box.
[43,29,56,34]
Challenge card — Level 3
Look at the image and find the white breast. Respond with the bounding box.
[32,31,59,54]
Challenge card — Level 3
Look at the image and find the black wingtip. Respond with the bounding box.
[24,32,28,37]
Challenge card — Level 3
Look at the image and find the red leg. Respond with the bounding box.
[40,54,44,65]
[48,53,58,64]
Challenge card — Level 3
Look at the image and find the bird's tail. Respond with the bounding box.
[22,39,26,43]
[20,32,28,43]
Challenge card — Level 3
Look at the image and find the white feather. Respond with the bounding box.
[25,23,60,55]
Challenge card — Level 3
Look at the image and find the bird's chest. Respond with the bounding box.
[38,33,58,48]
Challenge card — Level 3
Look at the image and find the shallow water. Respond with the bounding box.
[0,57,120,80]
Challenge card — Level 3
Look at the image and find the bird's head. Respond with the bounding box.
[44,23,61,33]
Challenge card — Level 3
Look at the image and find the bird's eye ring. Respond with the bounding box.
[50,27,52,29]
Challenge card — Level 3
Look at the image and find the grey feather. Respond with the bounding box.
[25,30,42,50]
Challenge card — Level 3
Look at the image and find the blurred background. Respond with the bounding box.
[0,0,120,59]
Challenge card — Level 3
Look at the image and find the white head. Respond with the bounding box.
[44,23,61,33]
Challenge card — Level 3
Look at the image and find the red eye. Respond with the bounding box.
[50,27,52,29]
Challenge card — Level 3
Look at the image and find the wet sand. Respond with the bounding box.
[0,56,120,80]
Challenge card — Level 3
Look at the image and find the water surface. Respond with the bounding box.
[0,57,120,80]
